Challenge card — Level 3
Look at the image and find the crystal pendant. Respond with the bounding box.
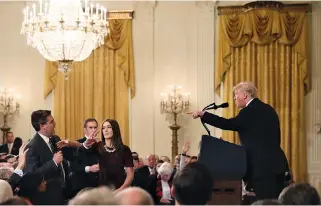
[58,60,73,80]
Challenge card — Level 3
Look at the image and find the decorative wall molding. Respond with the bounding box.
[306,1,321,194]
[196,1,216,135]
[108,10,134,20]
[217,1,310,15]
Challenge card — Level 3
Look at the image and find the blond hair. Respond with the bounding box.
[233,81,258,99]
[68,186,118,205]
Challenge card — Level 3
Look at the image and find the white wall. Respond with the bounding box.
[0,2,53,143]
[129,1,218,158]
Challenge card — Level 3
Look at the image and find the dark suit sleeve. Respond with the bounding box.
[7,172,22,190]
[201,110,246,131]
[70,149,89,173]
[24,147,58,180]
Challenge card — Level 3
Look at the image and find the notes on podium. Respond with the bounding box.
[198,135,247,180]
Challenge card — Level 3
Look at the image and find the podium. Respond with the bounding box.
[198,135,247,205]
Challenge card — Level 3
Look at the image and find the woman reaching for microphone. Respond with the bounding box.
[57,119,134,193]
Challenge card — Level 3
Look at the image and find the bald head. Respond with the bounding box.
[115,187,154,205]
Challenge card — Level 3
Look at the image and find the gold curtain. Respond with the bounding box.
[216,5,309,182]
[44,18,135,145]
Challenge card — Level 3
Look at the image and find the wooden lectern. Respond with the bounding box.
[198,135,247,205]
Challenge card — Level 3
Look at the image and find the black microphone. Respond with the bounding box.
[203,102,229,111]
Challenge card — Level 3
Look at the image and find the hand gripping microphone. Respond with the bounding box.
[201,102,229,136]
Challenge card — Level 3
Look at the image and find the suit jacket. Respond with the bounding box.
[24,133,73,205]
[0,144,9,154]
[132,165,150,190]
[70,137,99,194]
[201,98,289,180]
[7,172,22,191]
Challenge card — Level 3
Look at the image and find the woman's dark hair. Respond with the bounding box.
[101,119,123,151]
[12,137,23,151]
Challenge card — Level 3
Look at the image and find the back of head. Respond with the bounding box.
[279,183,320,205]
[0,179,13,203]
[69,186,118,205]
[1,197,28,205]
[252,199,283,205]
[173,162,213,205]
[115,187,154,205]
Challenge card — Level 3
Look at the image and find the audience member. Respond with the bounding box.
[115,187,154,205]
[279,183,320,205]
[68,186,118,205]
[172,162,213,205]
[252,199,283,205]
[0,179,13,203]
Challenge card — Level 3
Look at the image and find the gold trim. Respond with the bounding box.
[217,1,310,15]
[107,10,134,20]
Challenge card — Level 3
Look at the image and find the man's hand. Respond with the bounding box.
[88,164,99,172]
[84,130,99,148]
[16,143,29,170]
[53,151,63,165]
[186,111,205,119]
[56,140,69,149]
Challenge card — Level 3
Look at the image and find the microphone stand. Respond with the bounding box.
[201,103,219,136]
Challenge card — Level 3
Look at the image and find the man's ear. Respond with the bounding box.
[170,186,175,198]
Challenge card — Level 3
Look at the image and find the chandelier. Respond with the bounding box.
[21,0,109,79]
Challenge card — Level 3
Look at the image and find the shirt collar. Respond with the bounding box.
[38,132,50,144]
[246,98,254,107]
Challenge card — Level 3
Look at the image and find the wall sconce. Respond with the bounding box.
[160,85,190,162]
[0,88,20,144]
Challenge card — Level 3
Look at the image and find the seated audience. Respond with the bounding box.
[115,187,154,205]
[68,186,118,205]
[278,183,320,205]
[148,162,175,205]
[172,162,213,205]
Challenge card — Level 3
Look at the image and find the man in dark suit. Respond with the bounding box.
[0,132,15,154]
[69,118,99,197]
[24,110,73,205]
[189,82,289,202]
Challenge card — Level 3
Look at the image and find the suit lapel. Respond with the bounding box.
[33,134,53,162]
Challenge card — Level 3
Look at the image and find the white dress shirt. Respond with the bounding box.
[84,135,91,173]
[246,98,254,107]
[7,143,13,154]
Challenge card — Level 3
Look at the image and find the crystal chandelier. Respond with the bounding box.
[21,0,109,79]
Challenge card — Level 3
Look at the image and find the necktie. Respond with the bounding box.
[49,138,66,186]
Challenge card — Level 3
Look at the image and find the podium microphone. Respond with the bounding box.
[201,102,229,136]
